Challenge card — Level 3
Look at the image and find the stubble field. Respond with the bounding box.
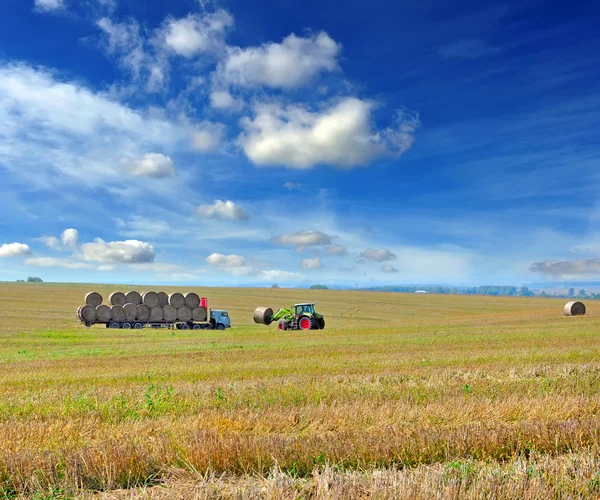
[0,283,599,498]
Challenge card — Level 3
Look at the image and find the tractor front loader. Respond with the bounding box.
[253,303,325,331]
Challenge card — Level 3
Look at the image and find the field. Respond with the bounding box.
[0,283,600,498]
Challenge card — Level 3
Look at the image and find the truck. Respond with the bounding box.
[77,291,232,330]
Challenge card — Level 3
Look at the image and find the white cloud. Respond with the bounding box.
[96,17,148,79]
[161,10,234,58]
[325,244,348,256]
[61,228,79,248]
[209,90,243,110]
[219,32,341,89]
[25,257,92,269]
[270,231,332,251]
[382,264,398,273]
[196,200,248,221]
[260,269,305,281]
[80,239,155,264]
[34,0,65,12]
[301,257,322,269]
[0,243,32,258]
[122,153,176,178]
[206,252,304,281]
[529,257,600,279]
[191,122,225,152]
[206,253,247,268]
[130,262,183,273]
[360,248,397,262]
[239,98,419,169]
[283,181,304,191]
[39,236,61,250]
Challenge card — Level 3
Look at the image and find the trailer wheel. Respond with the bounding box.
[192,324,202,330]
[133,322,144,330]
[122,322,132,329]
[180,323,190,330]
[109,322,121,329]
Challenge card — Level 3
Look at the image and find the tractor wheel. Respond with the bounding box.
[317,318,325,329]
[278,319,288,331]
[299,316,312,331]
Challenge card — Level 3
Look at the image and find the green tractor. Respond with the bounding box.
[254,303,325,331]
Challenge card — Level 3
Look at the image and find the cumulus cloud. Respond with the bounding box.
[206,253,304,281]
[122,153,176,178]
[209,90,243,110]
[239,98,420,169]
[61,228,79,248]
[260,269,304,281]
[301,257,322,270]
[283,181,304,190]
[196,200,248,221]
[360,248,397,262]
[219,32,341,89]
[80,239,155,264]
[529,257,600,278]
[39,236,61,250]
[325,244,348,256]
[130,262,183,273]
[206,253,247,268]
[0,243,32,258]
[191,121,225,152]
[382,264,398,273]
[34,0,65,12]
[25,257,92,269]
[161,10,234,58]
[270,231,332,251]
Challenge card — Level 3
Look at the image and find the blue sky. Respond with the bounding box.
[0,0,599,286]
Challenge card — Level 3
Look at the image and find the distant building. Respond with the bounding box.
[415,290,428,294]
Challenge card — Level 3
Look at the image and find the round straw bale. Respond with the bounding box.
[150,307,164,322]
[184,292,200,308]
[80,305,96,323]
[169,293,185,308]
[126,291,142,305]
[564,301,586,316]
[136,304,151,322]
[192,306,207,322]
[157,292,169,307]
[85,292,103,307]
[163,305,178,322]
[110,305,126,322]
[253,306,273,325]
[77,305,83,320]
[96,305,112,323]
[177,305,192,322]
[123,303,137,321]
[141,292,160,308]
[109,292,127,306]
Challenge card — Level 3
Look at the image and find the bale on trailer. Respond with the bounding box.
[177,305,192,322]
[253,307,273,325]
[136,304,151,322]
[184,293,200,308]
[169,293,185,308]
[150,307,164,321]
[96,305,112,322]
[125,291,142,306]
[157,292,169,308]
[564,301,586,316]
[110,305,126,322]
[109,292,127,306]
[85,292,103,307]
[123,303,137,322]
[192,306,207,322]
[142,292,160,309]
[163,305,178,322]
[79,305,96,323]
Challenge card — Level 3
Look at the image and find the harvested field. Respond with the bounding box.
[0,283,599,498]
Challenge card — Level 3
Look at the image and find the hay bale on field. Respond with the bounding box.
[564,301,586,316]
[169,293,185,308]
[126,291,142,306]
[142,291,160,308]
[79,305,96,323]
[85,292,103,307]
[177,305,192,322]
[110,305,126,322]
[192,306,207,322]
[253,306,273,325]
[96,305,112,322]
[136,304,151,322]
[109,292,127,306]
[150,307,164,321]
[163,305,178,322]
[157,292,169,307]
[77,305,83,320]
[184,292,200,308]
[123,303,137,322]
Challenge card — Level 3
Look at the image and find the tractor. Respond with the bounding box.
[254,303,325,331]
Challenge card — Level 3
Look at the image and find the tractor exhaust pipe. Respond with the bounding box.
[253,306,273,325]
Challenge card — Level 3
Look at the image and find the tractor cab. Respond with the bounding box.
[295,303,315,316]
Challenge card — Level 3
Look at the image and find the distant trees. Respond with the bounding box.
[310,285,329,290]
[271,284,280,289]
[578,289,587,298]
[27,277,43,283]
[568,288,575,297]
